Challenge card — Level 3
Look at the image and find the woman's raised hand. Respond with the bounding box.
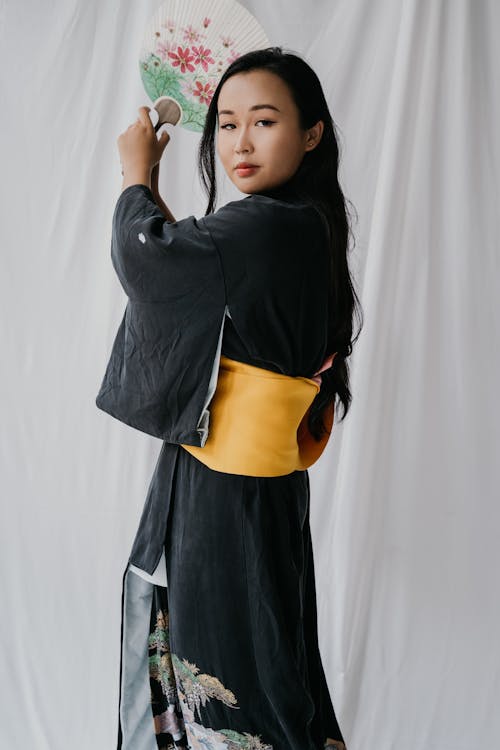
[118,106,170,175]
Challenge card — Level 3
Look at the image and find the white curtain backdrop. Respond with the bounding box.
[1,1,499,748]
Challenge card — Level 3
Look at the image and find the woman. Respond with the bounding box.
[96,46,362,750]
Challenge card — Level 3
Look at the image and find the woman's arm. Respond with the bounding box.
[118,112,176,220]
[150,163,176,222]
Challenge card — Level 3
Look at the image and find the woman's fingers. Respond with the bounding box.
[120,107,154,137]
[117,106,170,169]
[137,105,154,131]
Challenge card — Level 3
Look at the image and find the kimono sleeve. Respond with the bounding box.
[110,183,223,303]
[95,184,228,446]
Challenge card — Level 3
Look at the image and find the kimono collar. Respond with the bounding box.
[252,179,304,203]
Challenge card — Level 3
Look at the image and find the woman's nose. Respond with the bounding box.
[235,128,253,152]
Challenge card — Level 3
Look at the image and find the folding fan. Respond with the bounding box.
[139,0,271,133]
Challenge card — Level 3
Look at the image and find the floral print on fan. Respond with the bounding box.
[139,15,244,132]
[149,606,273,750]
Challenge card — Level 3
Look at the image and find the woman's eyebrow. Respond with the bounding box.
[218,104,281,115]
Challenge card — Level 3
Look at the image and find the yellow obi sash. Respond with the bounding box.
[181,354,334,477]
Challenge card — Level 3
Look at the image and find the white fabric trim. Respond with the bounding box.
[129,549,167,587]
[196,304,230,447]
[119,568,158,750]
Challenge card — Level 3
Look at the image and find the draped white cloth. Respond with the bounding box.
[1,1,499,748]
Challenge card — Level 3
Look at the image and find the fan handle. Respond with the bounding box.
[152,95,183,132]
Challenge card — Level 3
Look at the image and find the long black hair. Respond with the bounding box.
[197,46,363,440]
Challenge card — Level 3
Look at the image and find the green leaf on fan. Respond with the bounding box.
[139,54,183,100]
[179,100,208,133]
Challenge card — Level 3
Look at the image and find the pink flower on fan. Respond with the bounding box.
[193,80,216,106]
[220,35,235,48]
[161,18,176,33]
[180,79,197,98]
[203,17,211,28]
[156,40,174,61]
[191,45,215,72]
[182,24,205,43]
[227,48,240,65]
[168,45,196,73]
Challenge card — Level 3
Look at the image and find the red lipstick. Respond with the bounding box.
[235,162,259,176]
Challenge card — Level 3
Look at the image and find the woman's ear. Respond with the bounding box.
[305,119,324,152]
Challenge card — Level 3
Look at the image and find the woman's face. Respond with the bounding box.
[216,69,323,194]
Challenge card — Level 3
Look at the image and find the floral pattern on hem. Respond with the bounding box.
[148,591,273,750]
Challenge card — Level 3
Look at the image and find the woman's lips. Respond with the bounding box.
[236,166,259,176]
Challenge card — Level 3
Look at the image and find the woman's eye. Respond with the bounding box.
[219,120,274,130]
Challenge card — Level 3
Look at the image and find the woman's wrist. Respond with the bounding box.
[121,163,152,191]
[120,161,173,219]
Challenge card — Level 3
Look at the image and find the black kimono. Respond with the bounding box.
[96,182,345,750]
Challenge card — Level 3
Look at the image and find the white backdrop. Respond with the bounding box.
[1,1,499,748]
